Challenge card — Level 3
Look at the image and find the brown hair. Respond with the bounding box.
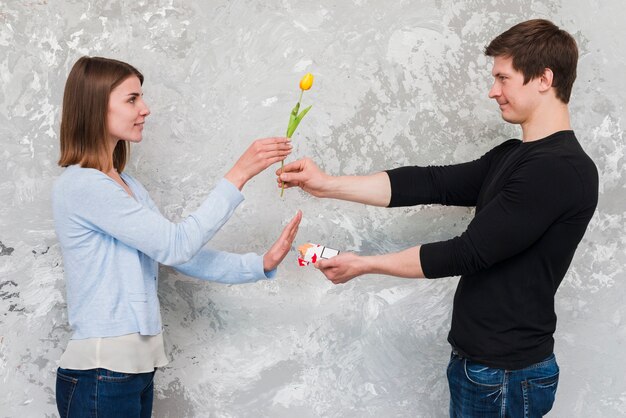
[59,56,144,173]
[484,19,578,104]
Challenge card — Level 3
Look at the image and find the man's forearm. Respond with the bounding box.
[363,245,425,278]
[322,172,392,207]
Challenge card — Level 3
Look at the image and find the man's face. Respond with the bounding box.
[488,56,541,125]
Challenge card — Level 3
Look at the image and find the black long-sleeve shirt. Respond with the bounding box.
[386,130,598,369]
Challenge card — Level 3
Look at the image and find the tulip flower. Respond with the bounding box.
[280,73,314,197]
[299,73,314,91]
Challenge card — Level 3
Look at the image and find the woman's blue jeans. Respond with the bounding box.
[447,351,559,418]
[56,367,155,418]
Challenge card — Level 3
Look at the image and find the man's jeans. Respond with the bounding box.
[56,367,155,418]
[447,351,559,418]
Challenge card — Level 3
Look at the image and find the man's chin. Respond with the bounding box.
[500,113,519,124]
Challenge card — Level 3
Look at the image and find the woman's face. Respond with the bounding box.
[107,76,150,144]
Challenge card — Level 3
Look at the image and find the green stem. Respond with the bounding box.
[280,159,285,197]
[281,89,304,198]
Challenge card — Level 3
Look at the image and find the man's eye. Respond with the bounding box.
[129,97,136,103]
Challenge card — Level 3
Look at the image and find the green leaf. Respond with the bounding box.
[286,102,301,137]
[286,105,312,138]
[287,120,299,138]
[295,105,312,122]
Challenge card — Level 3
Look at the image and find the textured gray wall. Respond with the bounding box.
[1,0,624,417]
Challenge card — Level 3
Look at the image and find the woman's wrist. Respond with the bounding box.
[262,252,276,272]
[224,168,248,191]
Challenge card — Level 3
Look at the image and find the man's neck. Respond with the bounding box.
[521,101,571,142]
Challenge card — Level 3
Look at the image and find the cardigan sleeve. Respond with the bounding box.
[172,248,276,283]
[56,169,244,266]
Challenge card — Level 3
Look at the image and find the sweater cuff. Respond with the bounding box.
[251,253,277,281]
[217,177,245,204]
[385,166,432,207]
[419,241,451,279]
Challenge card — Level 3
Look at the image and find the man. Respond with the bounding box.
[277,19,598,417]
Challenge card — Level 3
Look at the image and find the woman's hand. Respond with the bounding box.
[263,210,303,272]
[225,137,292,190]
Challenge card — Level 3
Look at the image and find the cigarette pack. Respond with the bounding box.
[297,243,339,266]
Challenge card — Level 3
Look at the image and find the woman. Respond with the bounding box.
[52,56,301,417]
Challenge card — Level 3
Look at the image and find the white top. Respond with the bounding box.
[59,332,168,373]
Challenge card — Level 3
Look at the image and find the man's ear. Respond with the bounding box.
[539,68,554,93]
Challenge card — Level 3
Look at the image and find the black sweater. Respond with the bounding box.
[386,130,598,369]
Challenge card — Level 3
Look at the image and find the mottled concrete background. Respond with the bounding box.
[1,0,624,417]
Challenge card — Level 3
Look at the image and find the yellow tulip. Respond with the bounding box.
[299,73,314,91]
[280,73,314,197]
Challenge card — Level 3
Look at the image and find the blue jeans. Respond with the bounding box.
[56,367,155,418]
[447,351,559,418]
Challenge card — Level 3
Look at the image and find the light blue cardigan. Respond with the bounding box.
[52,165,274,340]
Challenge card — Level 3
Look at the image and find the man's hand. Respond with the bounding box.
[225,137,292,190]
[276,158,331,197]
[263,210,303,272]
[276,157,392,206]
[315,247,425,283]
[314,252,368,284]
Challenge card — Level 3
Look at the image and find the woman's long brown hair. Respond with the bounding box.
[59,56,143,173]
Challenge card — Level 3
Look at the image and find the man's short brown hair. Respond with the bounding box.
[485,19,578,104]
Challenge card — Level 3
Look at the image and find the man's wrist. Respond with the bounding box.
[360,255,376,276]
[322,175,343,199]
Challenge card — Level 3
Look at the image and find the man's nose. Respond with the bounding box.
[488,82,500,99]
